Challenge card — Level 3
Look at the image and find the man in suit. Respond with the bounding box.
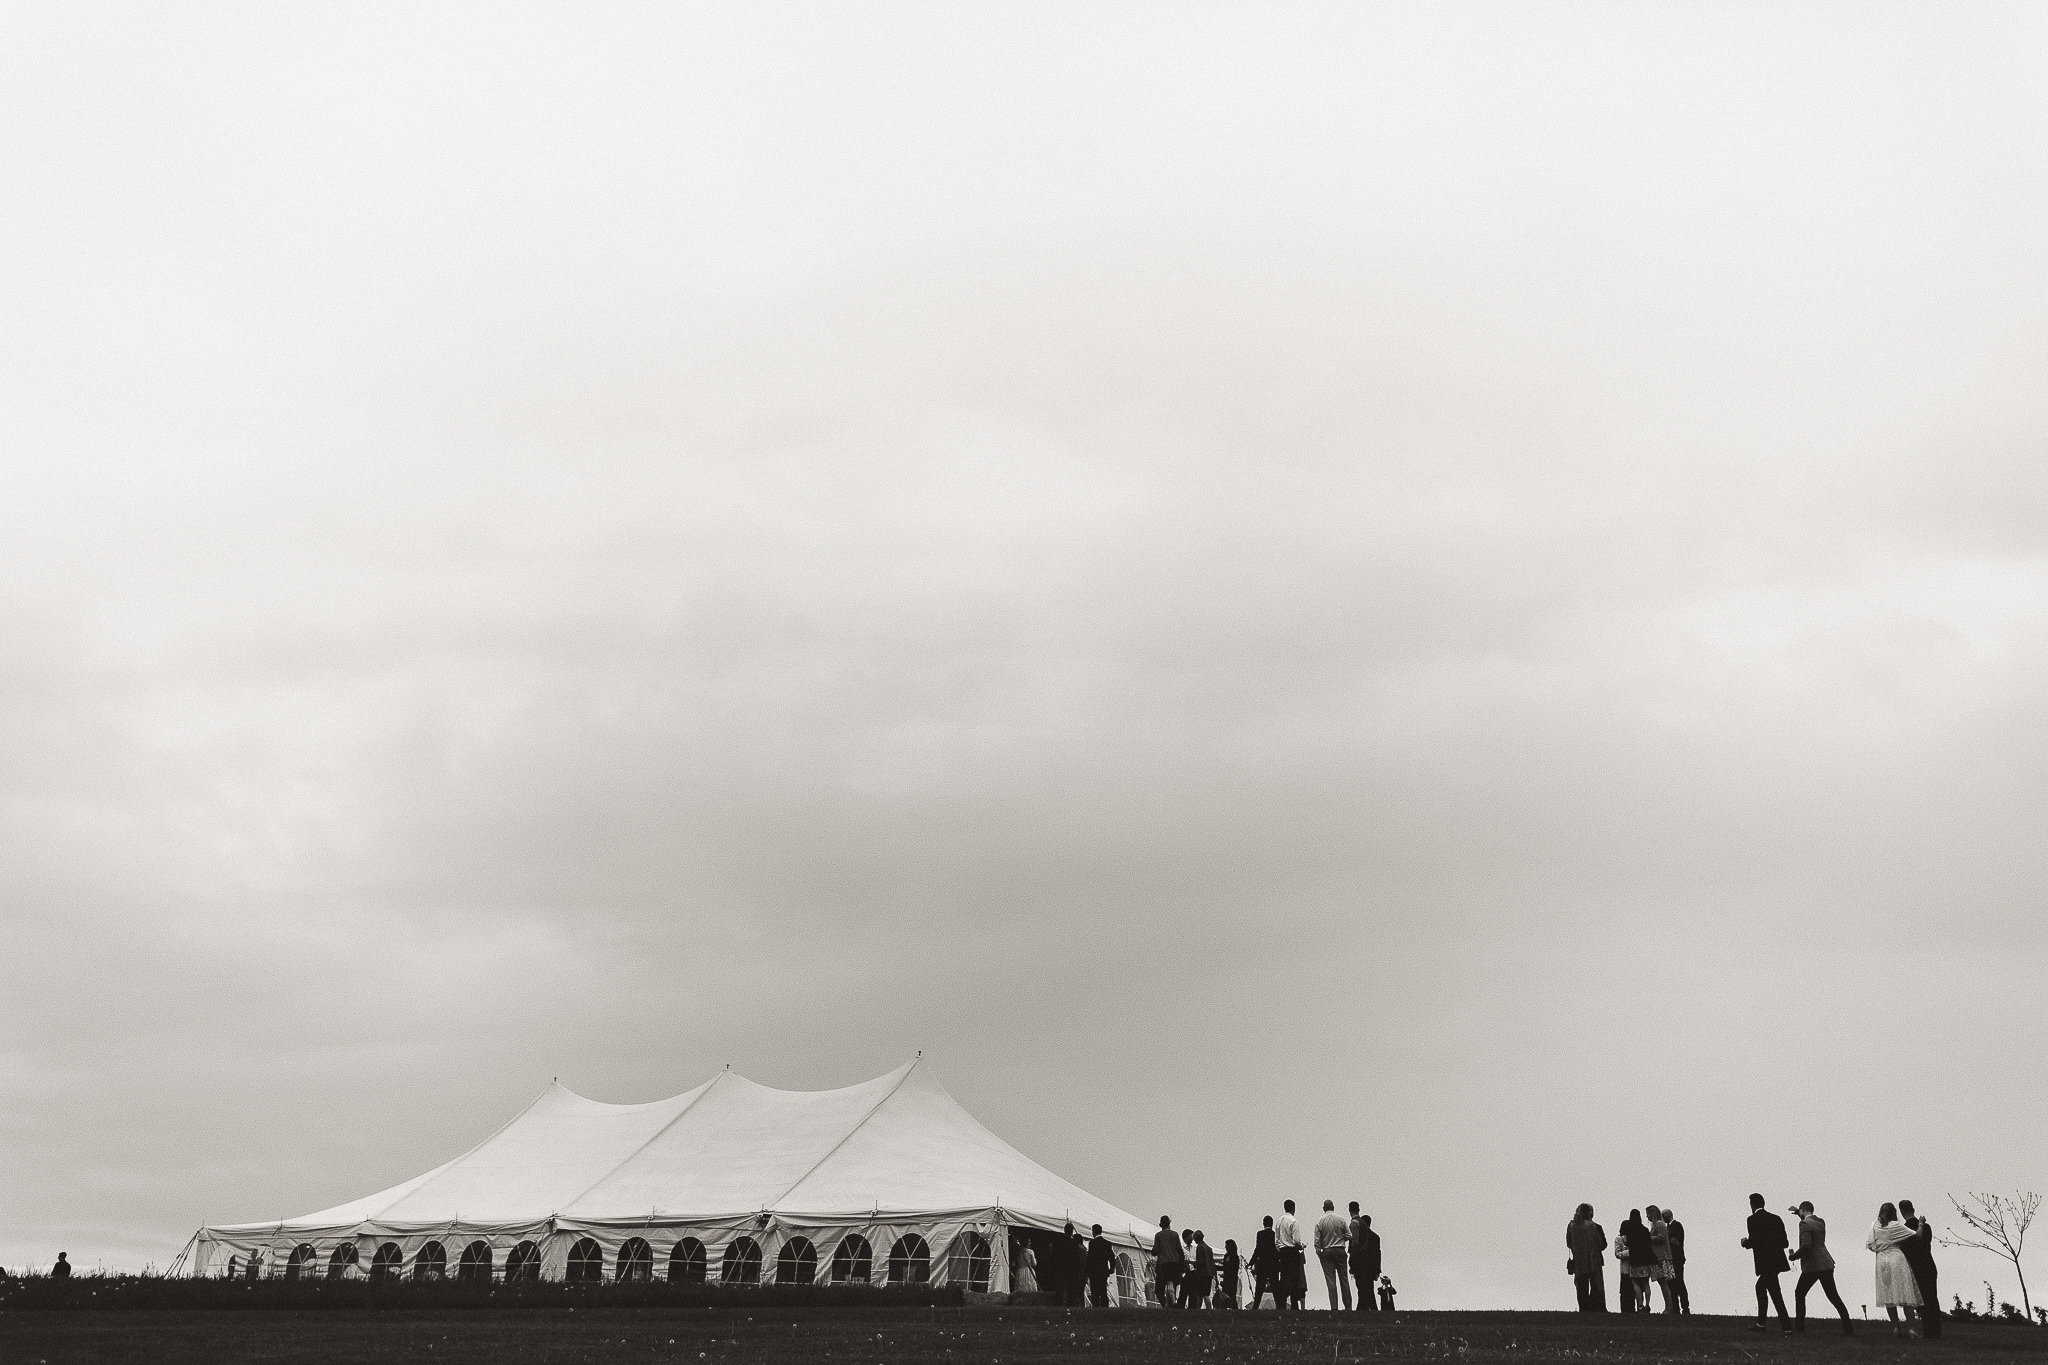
[1788,1201,1853,1334]
[1567,1203,1607,1312]
[1250,1215,1282,1309]
[1741,1193,1792,1332]
[1666,1208,1689,1314]
[1085,1224,1115,1307]
[1186,1231,1214,1309]
[1350,1204,1382,1312]
[1898,1200,1942,1339]
[1057,1222,1083,1306]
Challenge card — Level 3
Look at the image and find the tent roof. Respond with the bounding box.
[219,1059,1150,1241]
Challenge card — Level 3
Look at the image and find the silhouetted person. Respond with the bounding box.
[1666,1208,1689,1314]
[1062,1222,1087,1307]
[1153,1215,1184,1308]
[1314,1199,1350,1311]
[1350,1204,1381,1313]
[1619,1210,1656,1312]
[1187,1231,1214,1308]
[1567,1203,1607,1312]
[51,1252,71,1280]
[1788,1201,1853,1334]
[1275,1199,1307,1309]
[1085,1224,1115,1307]
[1376,1275,1396,1313]
[1219,1238,1241,1309]
[1742,1193,1792,1332]
[1249,1216,1281,1309]
[1898,1200,1941,1339]
[1646,1206,1677,1314]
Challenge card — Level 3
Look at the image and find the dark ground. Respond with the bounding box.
[4,1307,2044,1365]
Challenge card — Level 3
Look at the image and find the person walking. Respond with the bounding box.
[1868,1203,1922,1336]
[1249,1216,1282,1309]
[1085,1225,1115,1308]
[1786,1201,1853,1334]
[1350,1205,1382,1313]
[1314,1200,1351,1311]
[1275,1200,1308,1309]
[1666,1208,1689,1314]
[1219,1238,1242,1310]
[1742,1193,1793,1333]
[1567,1203,1607,1312]
[1898,1200,1941,1339]
[1153,1216,1185,1308]
[1187,1232,1214,1309]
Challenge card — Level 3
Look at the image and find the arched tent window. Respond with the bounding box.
[776,1236,817,1284]
[370,1242,404,1281]
[887,1233,931,1286]
[617,1237,654,1283]
[505,1241,542,1281]
[413,1241,447,1281]
[947,1231,991,1293]
[1115,1253,1137,1305]
[829,1234,872,1284]
[457,1241,493,1282]
[566,1237,604,1283]
[668,1238,706,1284]
[326,1244,359,1279]
[285,1244,316,1281]
[721,1237,762,1285]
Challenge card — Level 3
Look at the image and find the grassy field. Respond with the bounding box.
[3,1306,2044,1365]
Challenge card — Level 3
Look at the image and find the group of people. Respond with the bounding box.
[1566,1204,1689,1315]
[1743,1193,1943,1338]
[1241,1200,1393,1312]
[1016,1203,1395,1311]
[1568,1193,1946,1338]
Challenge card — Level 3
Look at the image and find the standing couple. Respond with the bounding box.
[1868,1200,1942,1338]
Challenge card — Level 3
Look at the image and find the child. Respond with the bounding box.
[1378,1275,1397,1313]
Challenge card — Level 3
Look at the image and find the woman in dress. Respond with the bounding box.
[1623,1209,1663,1311]
[1647,1206,1678,1315]
[1867,1202,1922,1336]
[1014,1241,1038,1295]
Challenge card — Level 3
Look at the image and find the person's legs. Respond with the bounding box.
[1658,1276,1677,1314]
[1794,1270,1816,1326]
[1818,1272,1851,1327]
[1754,1274,1771,1325]
[1322,1253,1349,1310]
[1672,1269,1689,1314]
[1918,1268,1941,1338]
[1589,1267,1606,1312]
[1765,1273,1789,1325]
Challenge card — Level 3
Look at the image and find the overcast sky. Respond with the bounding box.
[5,2,2046,1311]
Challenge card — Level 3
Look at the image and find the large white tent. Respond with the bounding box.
[179,1059,1158,1300]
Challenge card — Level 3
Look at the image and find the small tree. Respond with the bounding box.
[1942,1191,2040,1322]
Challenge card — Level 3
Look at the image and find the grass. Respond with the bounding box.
[2,1304,2043,1365]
